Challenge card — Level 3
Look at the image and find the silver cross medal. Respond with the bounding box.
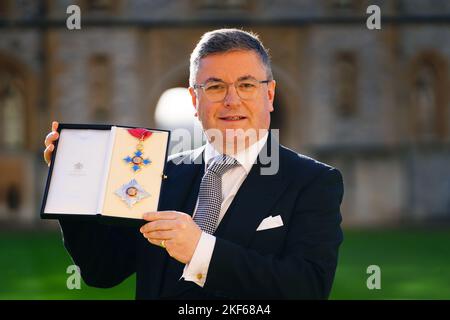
[115,179,150,207]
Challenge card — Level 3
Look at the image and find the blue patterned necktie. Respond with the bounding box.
[193,154,240,234]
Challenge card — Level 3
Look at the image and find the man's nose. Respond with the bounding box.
[223,84,241,106]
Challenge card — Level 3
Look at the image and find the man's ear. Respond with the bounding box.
[267,80,276,112]
[188,87,198,117]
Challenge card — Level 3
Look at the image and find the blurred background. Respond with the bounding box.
[0,0,449,299]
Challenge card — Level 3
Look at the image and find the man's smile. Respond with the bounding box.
[218,115,248,121]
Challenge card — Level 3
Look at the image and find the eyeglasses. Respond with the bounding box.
[193,78,271,103]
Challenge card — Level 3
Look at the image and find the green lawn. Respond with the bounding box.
[330,229,450,300]
[0,231,135,299]
[0,229,449,299]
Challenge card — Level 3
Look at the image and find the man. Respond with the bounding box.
[43,29,344,299]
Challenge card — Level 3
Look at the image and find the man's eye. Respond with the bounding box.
[206,84,225,91]
[239,82,257,89]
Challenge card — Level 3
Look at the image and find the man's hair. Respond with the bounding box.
[189,28,273,86]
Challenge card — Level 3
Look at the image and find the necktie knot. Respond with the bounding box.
[193,154,239,235]
[208,154,239,177]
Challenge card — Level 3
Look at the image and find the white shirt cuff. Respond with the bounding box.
[181,231,216,287]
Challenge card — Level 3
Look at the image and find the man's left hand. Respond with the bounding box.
[140,211,202,264]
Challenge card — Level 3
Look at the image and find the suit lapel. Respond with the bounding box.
[158,148,204,214]
[216,136,289,247]
[160,138,289,248]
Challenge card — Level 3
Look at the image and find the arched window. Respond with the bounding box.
[0,54,32,221]
[410,53,448,142]
[6,183,21,212]
[413,63,437,140]
[0,1,12,17]
[89,54,112,121]
[0,71,25,149]
[334,52,358,117]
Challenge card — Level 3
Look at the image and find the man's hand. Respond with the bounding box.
[140,211,202,264]
[43,121,59,166]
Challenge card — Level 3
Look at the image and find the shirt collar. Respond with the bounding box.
[204,130,269,174]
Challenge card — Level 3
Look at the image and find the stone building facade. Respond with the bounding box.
[0,0,449,227]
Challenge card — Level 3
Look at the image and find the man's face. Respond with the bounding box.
[189,50,276,149]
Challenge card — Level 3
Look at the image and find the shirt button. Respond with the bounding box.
[196,273,203,280]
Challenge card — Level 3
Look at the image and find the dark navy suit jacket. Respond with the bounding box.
[58,137,344,299]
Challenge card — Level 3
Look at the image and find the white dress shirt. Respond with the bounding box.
[181,131,269,286]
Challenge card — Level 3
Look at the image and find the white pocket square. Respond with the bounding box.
[256,215,284,231]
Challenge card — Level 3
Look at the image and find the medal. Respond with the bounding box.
[123,128,152,172]
[117,128,152,208]
[115,179,150,207]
